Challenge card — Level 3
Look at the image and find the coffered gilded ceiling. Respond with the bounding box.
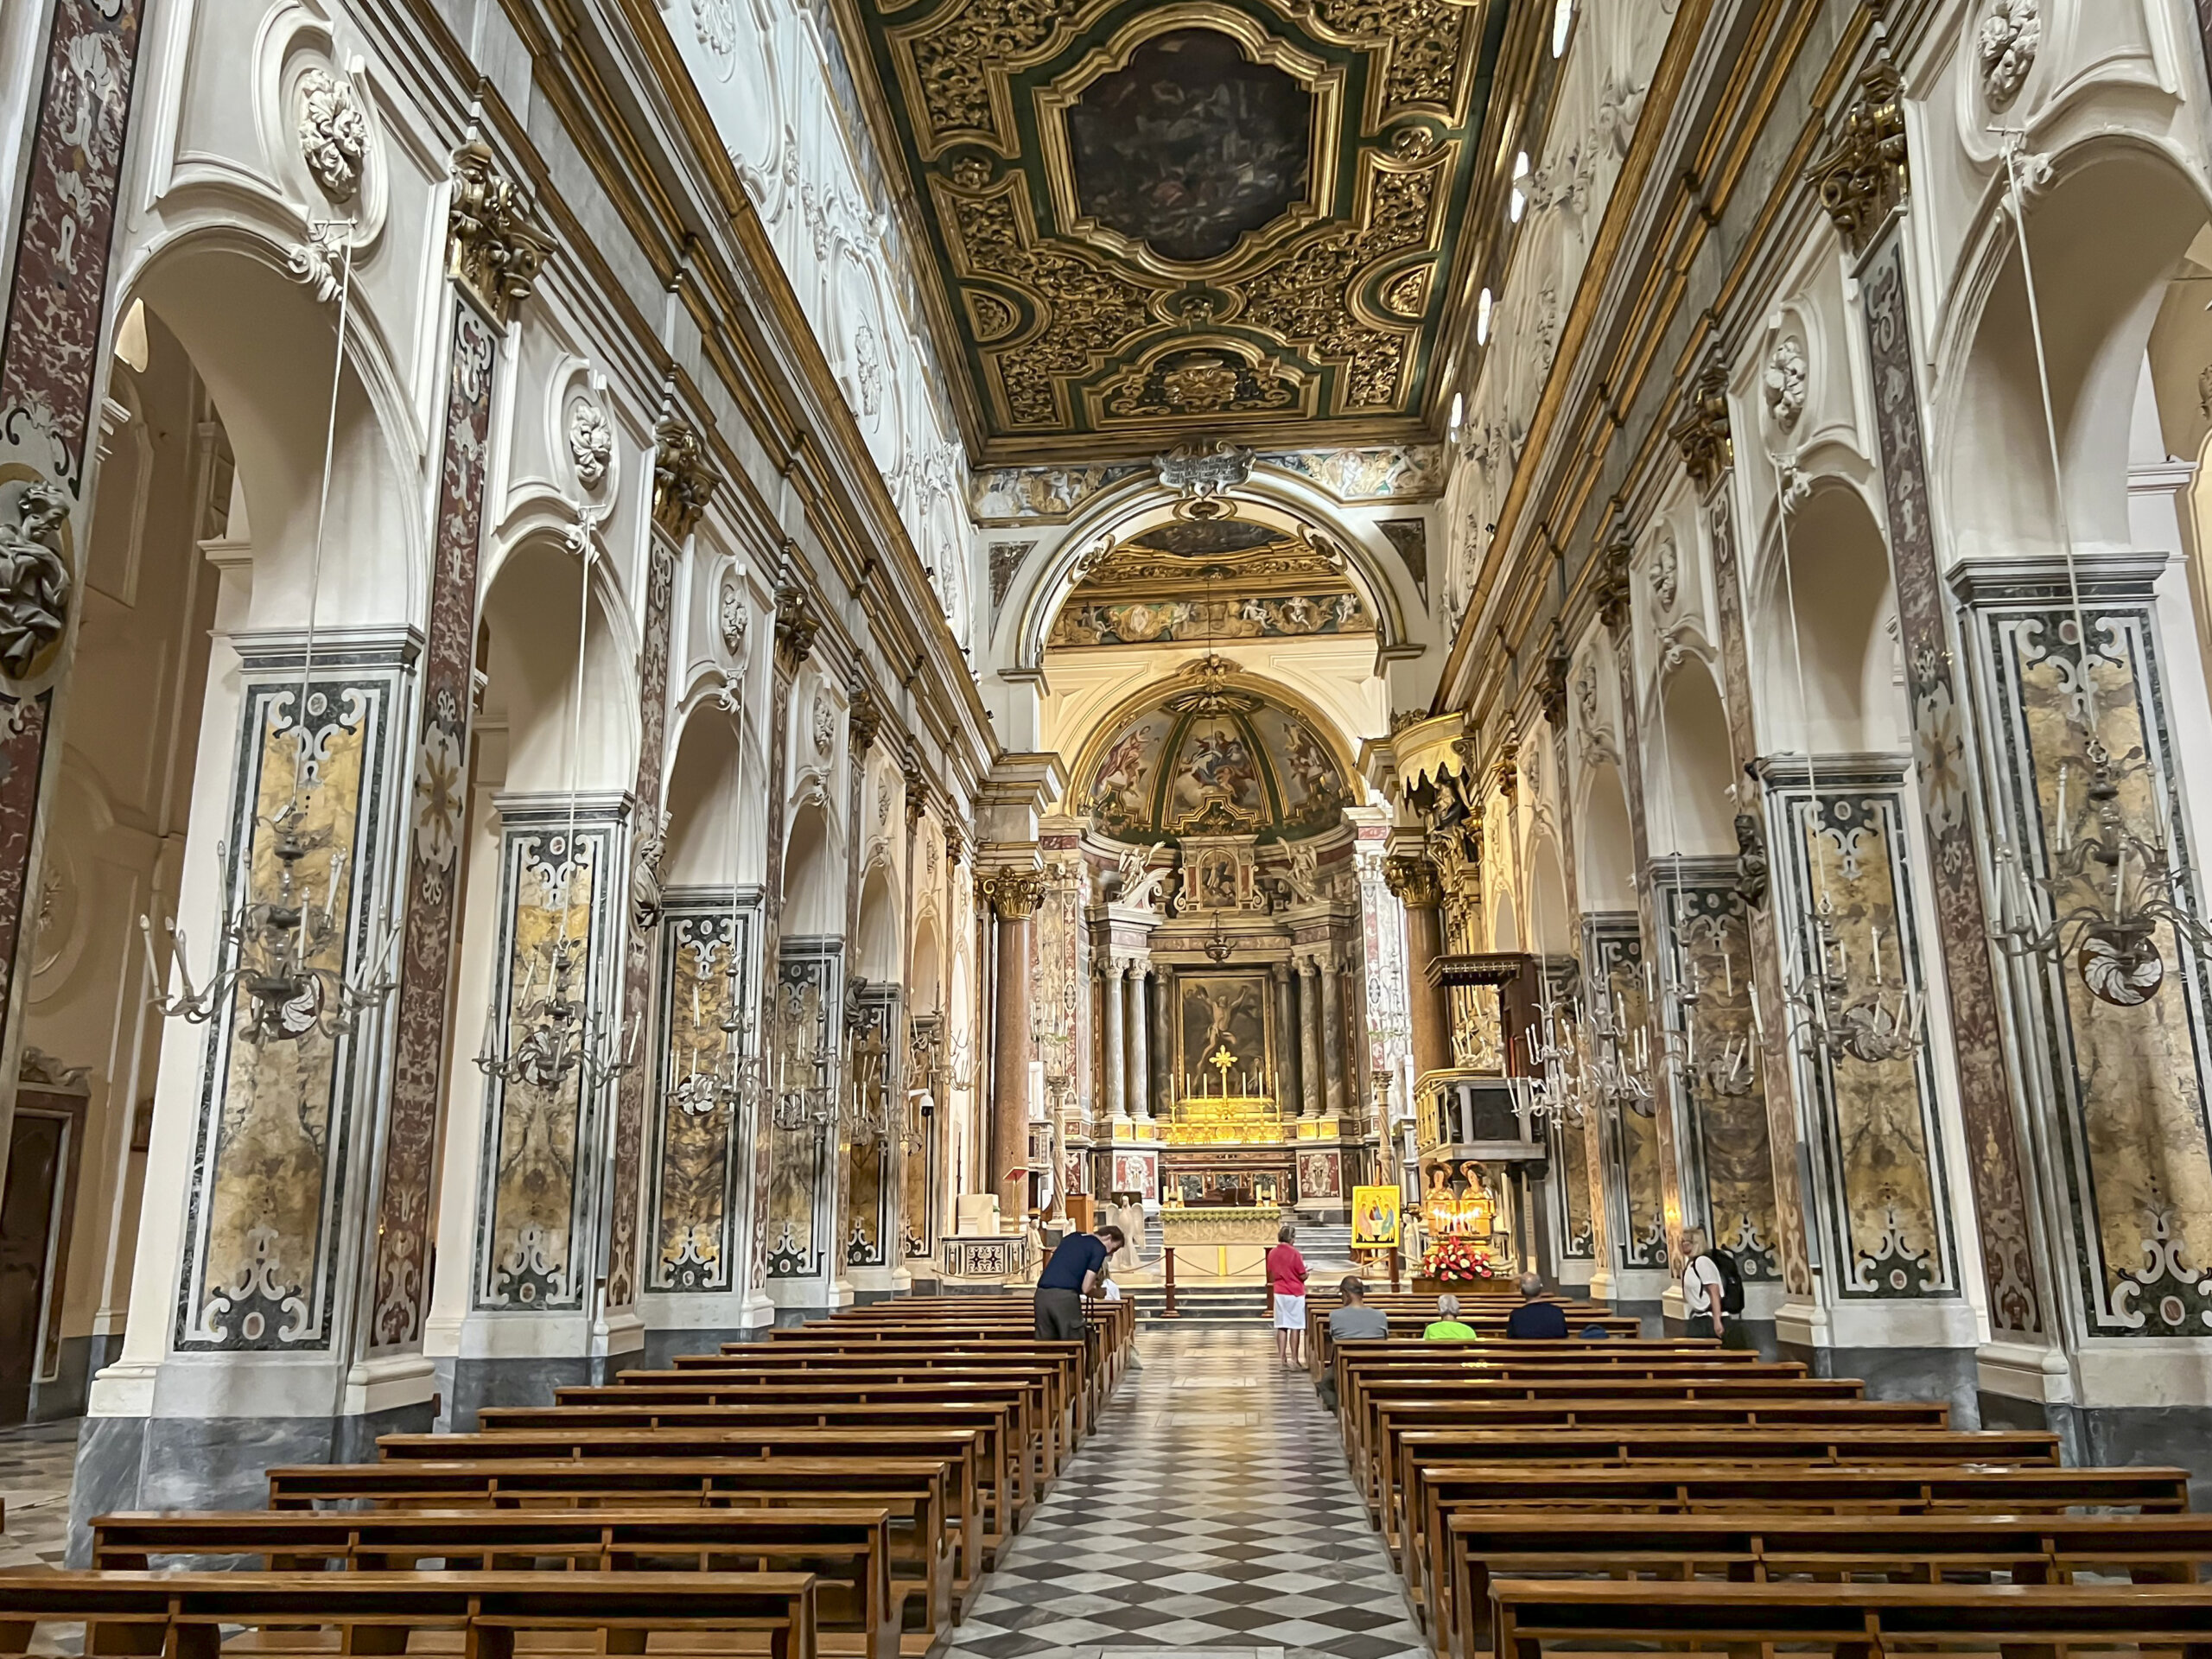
[838,0,1510,461]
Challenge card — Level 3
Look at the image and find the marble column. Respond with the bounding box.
[1150,965,1173,1120]
[1124,966,1149,1123]
[1101,963,1128,1120]
[1298,960,1325,1119]
[1319,953,1349,1119]
[1385,857,1451,1078]
[1273,963,1300,1111]
[983,868,1045,1224]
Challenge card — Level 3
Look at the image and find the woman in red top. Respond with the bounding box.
[1266,1224,1309,1367]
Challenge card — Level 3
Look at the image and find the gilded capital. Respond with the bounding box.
[902,753,929,828]
[849,683,883,754]
[1383,854,1442,909]
[651,416,721,541]
[773,583,819,674]
[1808,59,1908,257]
[1593,524,1634,634]
[944,821,965,867]
[447,139,553,329]
[980,867,1046,920]
[1670,358,1733,490]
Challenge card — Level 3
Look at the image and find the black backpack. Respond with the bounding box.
[1703,1249,1745,1316]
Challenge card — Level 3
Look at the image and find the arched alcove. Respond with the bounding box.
[1756,483,1900,755]
[782,802,840,937]
[1944,148,2210,563]
[855,866,900,981]
[1491,890,1521,952]
[663,702,746,887]
[479,538,635,794]
[1526,836,1572,954]
[1650,658,1735,856]
[1578,760,1635,911]
[910,912,943,1014]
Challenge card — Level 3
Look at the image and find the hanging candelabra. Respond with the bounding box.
[1981,135,2210,1007]
[1582,988,1655,1116]
[846,982,893,1143]
[1508,974,1586,1127]
[1673,929,1758,1096]
[142,227,400,1046]
[475,515,636,1093]
[1786,893,1923,1065]
[769,976,836,1135]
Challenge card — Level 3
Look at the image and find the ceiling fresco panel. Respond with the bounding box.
[842,0,1508,456]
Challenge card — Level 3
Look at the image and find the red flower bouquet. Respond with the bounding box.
[1420,1236,1493,1281]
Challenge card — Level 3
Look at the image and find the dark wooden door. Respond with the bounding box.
[0,1112,65,1424]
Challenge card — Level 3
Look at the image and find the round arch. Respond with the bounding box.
[1750,479,1900,756]
[1649,653,1735,858]
[1001,467,1416,671]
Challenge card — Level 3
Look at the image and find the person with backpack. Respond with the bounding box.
[1680,1226,1744,1340]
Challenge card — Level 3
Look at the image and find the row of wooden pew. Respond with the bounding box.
[1318,1283,2212,1659]
[0,1294,1133,1659]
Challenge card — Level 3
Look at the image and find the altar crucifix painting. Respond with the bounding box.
[1179,973,1270,1101]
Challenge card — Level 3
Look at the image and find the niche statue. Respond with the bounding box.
[0,484,70,680]
[1732,811,1770,908]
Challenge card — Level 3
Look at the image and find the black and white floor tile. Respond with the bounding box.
[947,1328,1424,1659]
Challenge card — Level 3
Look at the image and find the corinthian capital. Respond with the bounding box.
[979,867,1046,920]
[1807,57,1908,257]
[651,416,721,541]
[447,139,553,328]
[1383,855,1442,909]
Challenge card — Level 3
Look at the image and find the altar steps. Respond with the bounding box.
[1141,1217,1358,1269]
[1126,1285,1272,1324]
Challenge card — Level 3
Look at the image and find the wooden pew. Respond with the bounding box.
[728,1340,1097,1428]
[471,1398,1037,1526]
[1343,1374,1868,1471]
[265,1458,958,1631]
[88,1508,906,1659]
[1490,1577,2212,1659]
[1358,1395,1944,1511]
[1399,1459,2196,1640]
[0,1569,818,1659]
[377,1428,995,1585]
[607,1369,1070,1473]
[1335,1349,1802,1433]
[1440,1511,2212,1659]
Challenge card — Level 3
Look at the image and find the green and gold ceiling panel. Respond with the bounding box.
[843,0,1506,453]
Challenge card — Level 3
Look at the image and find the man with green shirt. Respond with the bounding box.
[1422,1294,1478,1341]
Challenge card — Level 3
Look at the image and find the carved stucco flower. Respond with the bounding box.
[568,397,612,490]
[1978,0,2039,111]
[1764,335,1808,432]
[296,67,369,203]
[413,721,467,872]
[1649,533,1678,613]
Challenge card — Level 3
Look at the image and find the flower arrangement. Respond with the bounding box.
[1421,1236,1494,1281]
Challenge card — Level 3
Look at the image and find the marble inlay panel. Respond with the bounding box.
[1590,918,1666,1269]
[1860,232,2044,1336]
[473,804,624,1311]
[1655,868,1780,1280]
[648,899,757,1291]
[843,980,899,1268]
[175,661,404,1350]
[1972,591,2212,1337]
[766,938,841,1280]
[1767,764,1955,1300]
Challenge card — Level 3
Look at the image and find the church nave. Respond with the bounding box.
[945,1329,1423,1659]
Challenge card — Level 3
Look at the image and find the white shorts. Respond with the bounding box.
[1273,1293,1306,1331]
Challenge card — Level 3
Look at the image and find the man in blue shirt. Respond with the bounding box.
[1034,1224,1126,1340]
[1504,1271,1569,1339]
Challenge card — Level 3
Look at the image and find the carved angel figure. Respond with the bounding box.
[1115,841,1170,910]
[0,485,71,681]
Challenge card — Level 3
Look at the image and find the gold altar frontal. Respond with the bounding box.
[1158,1202,1282,1281]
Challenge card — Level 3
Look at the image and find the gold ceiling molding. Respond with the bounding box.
[845,0,1506,454]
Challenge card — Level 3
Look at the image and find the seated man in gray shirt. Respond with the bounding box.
[1329,1274,1390,1339]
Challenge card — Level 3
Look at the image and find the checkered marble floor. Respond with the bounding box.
[946,1327,1423,1659]
[0,1420,76,1571]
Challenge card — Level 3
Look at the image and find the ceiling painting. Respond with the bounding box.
[1047,509,1374,649]
[1078,664,1357,842]
[841,0,1507,458]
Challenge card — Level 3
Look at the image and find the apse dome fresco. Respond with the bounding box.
[1082,675,1356,844]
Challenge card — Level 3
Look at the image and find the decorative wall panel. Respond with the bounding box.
[1764,759,1955,1300]
[373,305,495,1349]
[471,797,626,1311]
[1653,863,1781,1281]
[175,645,410,1349]
[648,894,759,1291]
[766,938,841,1281]
[1588,916,1666,1269]
[607,537,678,1311]
[843,980,900,1267]
[1859,232,2044,1337]
[1961,563,2212,1337]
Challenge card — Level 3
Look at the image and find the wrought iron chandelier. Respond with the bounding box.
[1508,973,1586,1127]
[1984,134,2212,1008]
[846,981,894,1143]
[767,975,836,1135]
[142,228,399,1046]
